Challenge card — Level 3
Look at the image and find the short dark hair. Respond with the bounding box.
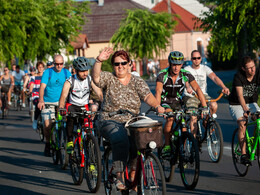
[241,56,253,69]
[111,50,130,65]
[191,50,201,57]
[16,65,20,69]
[36,61,45,69]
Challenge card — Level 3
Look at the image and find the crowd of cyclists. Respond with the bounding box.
[0,47,259,193]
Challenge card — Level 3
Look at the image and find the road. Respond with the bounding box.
[1,70,260,194]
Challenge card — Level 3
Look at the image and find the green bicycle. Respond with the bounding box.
[231,111,260,176]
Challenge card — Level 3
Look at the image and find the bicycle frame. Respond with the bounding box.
[245,118,260,161]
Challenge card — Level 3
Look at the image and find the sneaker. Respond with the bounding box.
[240,154,252,166]
[22,103,26,108]
[8,102,12,106]
[162,145,171,159]
[44,143,51,157]
[67,141,74,154]
[32,120,37,130]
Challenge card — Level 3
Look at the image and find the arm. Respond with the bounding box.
[92,47,113,85]
[208,72,230,95]
[236,86,249,113]
[23,76,29,91]
[91,81,103,102]
[155,81,163,105]
[59,81,71,109]
[190,80,207,107]
[10,76,14,91]
[29,82,34,93]
[144,93,165,114]
[38,83,46,110]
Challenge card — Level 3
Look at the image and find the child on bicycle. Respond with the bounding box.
[155,51,208,158]
[59,57,103,153]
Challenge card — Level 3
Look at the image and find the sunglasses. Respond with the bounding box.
[55,63,64,66]
[192,57,201,60]
[114,61,128,66]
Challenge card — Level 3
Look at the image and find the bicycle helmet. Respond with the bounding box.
[73,57,92,71]
[168,51,184,65]
[47,61,53,66]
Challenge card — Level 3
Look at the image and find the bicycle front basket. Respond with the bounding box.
[129,119,163,150]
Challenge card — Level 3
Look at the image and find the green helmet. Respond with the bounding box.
[168,51,184,65]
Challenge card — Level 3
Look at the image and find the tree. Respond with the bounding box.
[198,0,260,62]
[110,9,178,60]
[0,0,90,64]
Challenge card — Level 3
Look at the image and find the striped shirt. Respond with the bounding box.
[29,76,42,100]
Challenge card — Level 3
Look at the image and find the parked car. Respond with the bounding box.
[201,58,212,68]
[182,60,192,68]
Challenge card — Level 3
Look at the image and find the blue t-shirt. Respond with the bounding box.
[41,68,71,102]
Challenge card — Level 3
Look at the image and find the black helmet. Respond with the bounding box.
[168,51,184,65]
[73,57,91,71]
[47,61,53,66]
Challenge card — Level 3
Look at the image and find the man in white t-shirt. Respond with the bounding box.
[183,50,230,136]
[12,65,26,107]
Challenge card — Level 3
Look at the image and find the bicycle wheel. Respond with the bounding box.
[231,128,249,176]
[158,148,175,182]
[179,131,200,190]
[84,133,102,193]
[257,143,260,170]
[1,97,5,118]
[37,115,44,142]
[30,101,34,122]
[51,126,59,165]
[60,123,68,170]
[103,147,116,195]
[70,138,84,185]
[138,152,166,195]
[207,121,223,163]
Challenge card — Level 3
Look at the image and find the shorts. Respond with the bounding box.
[183,94,211,108]
[41,102,58,121]
[229,103,260,121]
[1,85,10,94]
[161,102,182,111]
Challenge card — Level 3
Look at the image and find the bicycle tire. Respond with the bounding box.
[231,128,249,176]
[179,131,200,190]
[138,152,166,195]
[158,148,175,182]
[37,115,44,142]
[1,96,5,118]
[103,147,114,195]
[207,121,223,163]
[70,138,84,185]
[84,133,102,193]
[30,101,34,122]
[60,123,69,170]
[51,126,59,165]
[257,143,260,170]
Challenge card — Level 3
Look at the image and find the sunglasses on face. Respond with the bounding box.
[192,57,201,60]
[113,61,128,66]
[55,63,64,66]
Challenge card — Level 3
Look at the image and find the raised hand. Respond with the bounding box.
[97,47,113,62]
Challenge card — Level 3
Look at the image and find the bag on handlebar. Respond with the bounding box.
[128,118,163,150]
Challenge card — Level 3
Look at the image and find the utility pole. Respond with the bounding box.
[168,0,173,51]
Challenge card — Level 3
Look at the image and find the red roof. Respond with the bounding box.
[70,34,89,49]
[152,0,202,32]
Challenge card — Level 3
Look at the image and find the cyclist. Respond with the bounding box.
[92,47,165,190]
[228,56,260,165]
[29,62,45,130]
[38,55,71,156]
[46,61,54,69]
[183,50,230,137]
[23,67,36,93]
[0,67,14,106]
[59,57,102,153]
[155,51,208,157]
[12,65,26,108]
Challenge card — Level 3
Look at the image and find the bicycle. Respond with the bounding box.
[47,105,68,170]
[231,111,260,176]
[188,93,224,163]
[1,90,9,118]
[103,109,166,195]
[146,108,200,190]
[66,108,102,193]
[13,85,22,111]
[36,110,44,142]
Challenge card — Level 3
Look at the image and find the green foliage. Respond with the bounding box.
[0,0,90,63]
[198,0,260,61]
[111,9,178,59]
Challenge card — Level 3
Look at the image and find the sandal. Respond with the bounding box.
[115,178,126,190]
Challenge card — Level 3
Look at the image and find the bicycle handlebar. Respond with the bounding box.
[194,92,224,102]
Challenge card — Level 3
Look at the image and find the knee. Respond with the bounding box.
[210,102,217,110]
